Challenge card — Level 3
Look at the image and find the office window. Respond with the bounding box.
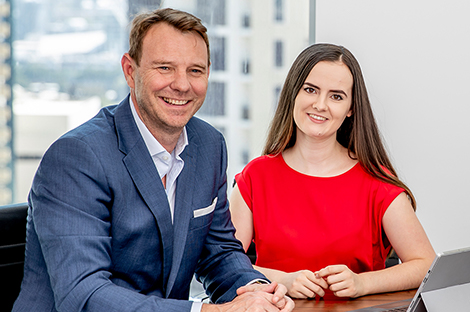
[198,82,225,116]
[210,36,225,71]
[197,0,226,25]
[274,40,283,67]
[241,58,250,74]
[9,0,309,204]
[241,149,250,165]
[274,85,282,110]
[241,104,250,120]
[0,0,12,203]
[242,13,250,28]
[128,0,163,17]
[274,0,283,22]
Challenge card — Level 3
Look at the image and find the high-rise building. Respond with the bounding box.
[161,0,309,184]
[0,0,13,204]
[11,0,309,202]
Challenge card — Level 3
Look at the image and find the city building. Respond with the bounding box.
[10,0,309,203]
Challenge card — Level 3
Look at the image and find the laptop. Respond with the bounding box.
[350,246,470,312]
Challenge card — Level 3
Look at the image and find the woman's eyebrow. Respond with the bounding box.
[330,89,348,97]
[303,82,319,89]
[303,82,348,97]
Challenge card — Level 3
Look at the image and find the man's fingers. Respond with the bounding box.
[271,281,285,303]
[264,281,278,294]
[279,296,295,312]
[228,291,286,312]
[236,281,295,311]
[272,294,295,312]
[236,285,248,296]
[236,281,276,296]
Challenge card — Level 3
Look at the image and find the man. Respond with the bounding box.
[12,8,294,312]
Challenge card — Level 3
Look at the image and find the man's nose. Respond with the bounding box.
[170,70,191,92]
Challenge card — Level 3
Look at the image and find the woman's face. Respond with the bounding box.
[293,60,353,143]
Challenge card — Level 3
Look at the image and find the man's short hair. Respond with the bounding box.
[128,8,210,66]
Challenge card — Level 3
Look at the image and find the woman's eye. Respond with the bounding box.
[332,94,343,101]
[305,87,315,94]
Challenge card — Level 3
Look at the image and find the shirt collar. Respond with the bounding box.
[129,95,188,157]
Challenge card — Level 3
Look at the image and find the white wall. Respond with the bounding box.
[315,0,470,253]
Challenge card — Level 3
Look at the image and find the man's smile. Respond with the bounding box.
[163,97,189,105]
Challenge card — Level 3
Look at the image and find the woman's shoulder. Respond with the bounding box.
[243,154,284,171]
[352,164,406,195]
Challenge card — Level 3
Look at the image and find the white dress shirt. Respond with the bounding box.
[129,98,203,311]
[129,97,187,222]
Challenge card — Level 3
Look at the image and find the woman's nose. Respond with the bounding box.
[314,97,327,111]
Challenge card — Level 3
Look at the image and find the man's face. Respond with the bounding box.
[123,22,209,140]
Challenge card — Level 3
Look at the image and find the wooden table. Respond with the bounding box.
[292,289,416,311]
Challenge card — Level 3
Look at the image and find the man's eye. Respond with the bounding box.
[159,66,169,70]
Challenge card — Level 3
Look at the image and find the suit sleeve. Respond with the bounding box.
[30,137,192,312]
[194,135,267,303]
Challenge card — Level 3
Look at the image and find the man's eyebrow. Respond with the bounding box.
[151,60,208,69]
[191,63,208,70]
[151,60,173,66]
[303,82,348,97]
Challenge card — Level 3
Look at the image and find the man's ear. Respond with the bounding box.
[121,53,136,89]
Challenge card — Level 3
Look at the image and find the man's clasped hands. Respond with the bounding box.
[203,282,294,312]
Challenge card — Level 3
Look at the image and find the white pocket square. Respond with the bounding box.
[193,197,217,218]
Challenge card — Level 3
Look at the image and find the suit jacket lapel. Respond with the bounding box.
[165,126,197,297]
[114,97,174,293]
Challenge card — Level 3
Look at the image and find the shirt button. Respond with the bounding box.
[162,156,169,161]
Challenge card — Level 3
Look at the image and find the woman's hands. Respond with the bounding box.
[276,265,365,299]
[315,265,366,298]
[276,270,328,299]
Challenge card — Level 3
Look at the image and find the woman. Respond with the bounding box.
[230,43,435,300]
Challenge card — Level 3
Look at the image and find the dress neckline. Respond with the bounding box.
[277,153,360,179]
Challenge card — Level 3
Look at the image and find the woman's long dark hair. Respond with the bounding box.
[263,43,416,209]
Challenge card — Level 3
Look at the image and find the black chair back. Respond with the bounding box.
[0,202,28,311]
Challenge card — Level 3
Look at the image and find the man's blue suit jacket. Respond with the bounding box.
[13,97,265,312]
